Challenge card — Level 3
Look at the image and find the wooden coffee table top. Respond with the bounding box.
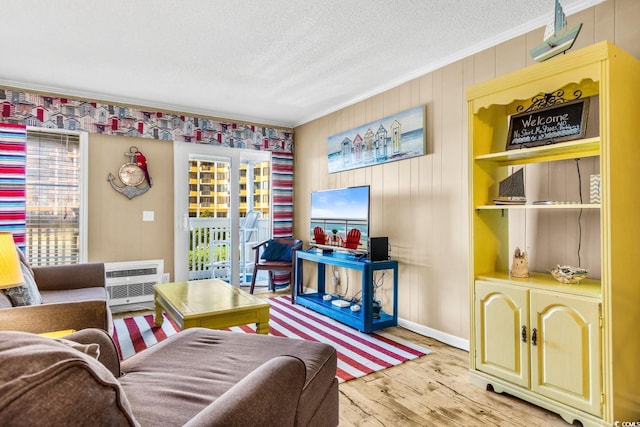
[154,279,269,317]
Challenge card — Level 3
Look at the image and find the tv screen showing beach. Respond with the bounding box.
[310,185,370,253]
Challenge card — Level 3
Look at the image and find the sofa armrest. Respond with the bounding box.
[32,263,105,291]
[63,328,121,378]
[0,300,111,335]
[183,355,306,427]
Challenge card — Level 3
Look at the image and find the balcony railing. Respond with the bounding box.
[26,226,80,266]
[188,217,269,281]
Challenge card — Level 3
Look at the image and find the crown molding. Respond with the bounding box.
[294,0,606,127]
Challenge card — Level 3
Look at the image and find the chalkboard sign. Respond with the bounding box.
[506,98,589,150]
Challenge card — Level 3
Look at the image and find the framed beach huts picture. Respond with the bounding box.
[327,105,426,173]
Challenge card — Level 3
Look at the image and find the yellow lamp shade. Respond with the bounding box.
[0,232,24,289]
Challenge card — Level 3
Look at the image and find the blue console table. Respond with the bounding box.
[294,249,398,333]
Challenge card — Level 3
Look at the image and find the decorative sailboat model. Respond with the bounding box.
[494,168,526,205]
[530,0,582,62]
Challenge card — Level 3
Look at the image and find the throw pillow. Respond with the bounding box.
[16,247,34,277]
[4,261,42,306]
[0,291,12,309]
[260,240,294,262]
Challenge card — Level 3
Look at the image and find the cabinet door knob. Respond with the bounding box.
[531,328,538,346]
[521,325,527,343]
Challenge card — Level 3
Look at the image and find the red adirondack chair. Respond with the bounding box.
[342,228,361,249]
[313,226,327,245]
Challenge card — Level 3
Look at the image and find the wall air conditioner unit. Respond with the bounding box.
[105,259,164,312]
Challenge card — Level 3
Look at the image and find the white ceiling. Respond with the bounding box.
[1,0,603,128]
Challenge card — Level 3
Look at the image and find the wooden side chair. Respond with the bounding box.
[250,238,303,300]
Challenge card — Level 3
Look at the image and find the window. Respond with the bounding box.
[25,128,87,266]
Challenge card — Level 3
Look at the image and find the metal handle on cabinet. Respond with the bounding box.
[531,328,537,346]
[521,325,527,343]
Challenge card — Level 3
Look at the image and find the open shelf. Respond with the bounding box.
[295,292,396,332]
[474,137,600,165]
[475,271,601,298]
[475,203,600,210]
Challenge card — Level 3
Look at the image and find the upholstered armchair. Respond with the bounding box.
[0,327,339,426]
[0,262,112,335]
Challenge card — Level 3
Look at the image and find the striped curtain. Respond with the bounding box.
[271,152,293,238]
[270,152,295,286]
[0,124,26,249]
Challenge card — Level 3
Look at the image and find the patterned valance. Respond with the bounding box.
[0,89,292,152]
[0,88,294,238]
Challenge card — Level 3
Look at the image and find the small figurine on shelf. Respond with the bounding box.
[511,247,529,278]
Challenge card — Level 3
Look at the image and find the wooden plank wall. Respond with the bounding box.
[292,0,640,343]
[88,134,175,277]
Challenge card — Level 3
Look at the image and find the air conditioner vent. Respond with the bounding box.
[105,259,163,309]
[106,267,159,279]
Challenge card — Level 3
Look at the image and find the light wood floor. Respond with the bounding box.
[258,290,568,426]
[338,326,569,427]
[118,288,570,426]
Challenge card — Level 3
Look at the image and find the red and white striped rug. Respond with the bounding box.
[112,295,431,383]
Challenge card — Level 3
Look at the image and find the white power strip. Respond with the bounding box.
[331,299,351,308]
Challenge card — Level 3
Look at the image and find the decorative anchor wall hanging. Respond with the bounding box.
[108,146,152,199]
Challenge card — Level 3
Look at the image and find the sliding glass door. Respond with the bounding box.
[187,155,232,280]
[173,141,270,285]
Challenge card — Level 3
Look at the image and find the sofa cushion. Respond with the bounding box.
[39,286,108,304]
[183,355,306,427]
[0,291,12,308]
[40,288,108,304]
[0,331,137,426]
[119,328,337,427]
[4,262,42,306]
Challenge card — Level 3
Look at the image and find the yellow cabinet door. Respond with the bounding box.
[475,281,529,388]
[529,290,601,416]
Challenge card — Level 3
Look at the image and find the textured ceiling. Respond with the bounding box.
[0,0,603,128]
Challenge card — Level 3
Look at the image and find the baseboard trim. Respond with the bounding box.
[398,318,470,352]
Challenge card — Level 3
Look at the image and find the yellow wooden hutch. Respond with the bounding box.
[467,41,640,426]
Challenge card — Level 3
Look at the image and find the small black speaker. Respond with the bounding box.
[368,237,388,261]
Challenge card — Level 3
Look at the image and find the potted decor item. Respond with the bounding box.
[330,229,340,246]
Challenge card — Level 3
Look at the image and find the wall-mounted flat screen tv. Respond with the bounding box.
[309,185,370,254]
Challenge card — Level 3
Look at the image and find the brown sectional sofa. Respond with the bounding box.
[0,327,339,426]
[0,262,111,335]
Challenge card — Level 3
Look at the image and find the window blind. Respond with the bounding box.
[26,130,81,266]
